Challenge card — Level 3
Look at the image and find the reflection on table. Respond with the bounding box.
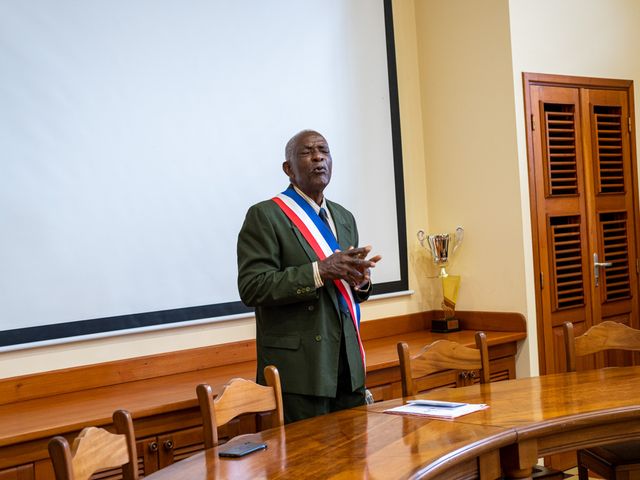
[145,366,640,479]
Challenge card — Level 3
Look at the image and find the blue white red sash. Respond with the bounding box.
[272,187,365,366]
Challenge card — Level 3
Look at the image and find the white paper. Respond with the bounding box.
[384,402,489,419]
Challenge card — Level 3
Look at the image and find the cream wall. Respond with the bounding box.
[413,0,532,374]
[0,0,430,378]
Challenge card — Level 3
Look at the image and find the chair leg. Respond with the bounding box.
[577,465,589,480]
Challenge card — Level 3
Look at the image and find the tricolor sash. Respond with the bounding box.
[272,187,366,366]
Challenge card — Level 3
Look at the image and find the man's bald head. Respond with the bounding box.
[285,130,325,163]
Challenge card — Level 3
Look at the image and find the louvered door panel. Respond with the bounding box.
[599,212,631,301]
[549,216,585,310]
[169,438,204,465]
[89,468,123,480]
[593,106,625,194]
[136,437,158,478]
[157,427,204,470]
[544,105,579,196]
[529,85,593,374]
[583,89,639,331]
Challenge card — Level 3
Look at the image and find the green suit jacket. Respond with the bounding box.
[237,193,370,397]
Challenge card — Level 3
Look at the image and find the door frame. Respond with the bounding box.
[522,72,640,374]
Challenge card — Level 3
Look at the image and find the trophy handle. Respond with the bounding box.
[451,226,464,255]
[417,230,429,251]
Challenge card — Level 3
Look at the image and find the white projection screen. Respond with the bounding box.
[0,0,407,349]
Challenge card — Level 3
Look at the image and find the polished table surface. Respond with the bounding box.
[145,366,640,479]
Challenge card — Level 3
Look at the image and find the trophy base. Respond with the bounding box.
[431,317,461,333]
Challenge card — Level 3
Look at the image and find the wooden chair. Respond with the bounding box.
[196,364,284,449]
[563,321,640,480]
[48,409,137,480]
[397,331,490,397]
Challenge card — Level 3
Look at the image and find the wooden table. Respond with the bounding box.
[144,366,640,479]
[142,409,514,479]
[371,365,640,478]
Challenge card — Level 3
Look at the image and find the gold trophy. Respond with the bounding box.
[417,226,464,333]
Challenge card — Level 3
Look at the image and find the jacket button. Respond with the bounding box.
[308,305,315,311]
[296,289,301,294]
[315,335,322,341]
[305,286,311,292]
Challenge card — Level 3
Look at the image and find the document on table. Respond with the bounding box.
[384,399,489,419]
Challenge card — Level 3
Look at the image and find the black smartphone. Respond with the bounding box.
[218,441,268,458]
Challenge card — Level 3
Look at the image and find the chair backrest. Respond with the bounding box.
[48,409,138,480]
[563,321,640,372]
[397,332,490,397]
[197,365,284,449]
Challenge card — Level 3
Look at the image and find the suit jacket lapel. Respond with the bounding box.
[285,208,341,315]
[286,200,349,257]
[327,201,353,249]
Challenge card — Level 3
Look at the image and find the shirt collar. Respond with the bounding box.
[292,184,327,213]
[291,184,337,238]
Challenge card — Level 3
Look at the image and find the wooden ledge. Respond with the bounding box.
[0,311,526,406]
[365,329,525,371]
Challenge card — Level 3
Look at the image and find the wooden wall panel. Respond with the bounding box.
[1,311,525,406]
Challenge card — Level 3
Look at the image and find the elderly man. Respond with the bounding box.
[237,129,381,423]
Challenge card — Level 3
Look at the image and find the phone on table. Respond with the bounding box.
[218,441,268,458]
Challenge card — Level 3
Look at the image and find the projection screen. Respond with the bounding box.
[0,0,407,349]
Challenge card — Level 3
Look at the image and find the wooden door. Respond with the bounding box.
[581,88,640,369]
[136,436,159,478]
[0,465,34,480]
[524,73,640,375]
[157,427,204,469]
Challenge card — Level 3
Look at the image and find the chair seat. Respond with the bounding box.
[581,440,640,465]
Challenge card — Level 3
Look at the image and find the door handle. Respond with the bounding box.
[594,253,613,287]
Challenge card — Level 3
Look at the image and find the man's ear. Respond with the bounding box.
[282,161,291,177]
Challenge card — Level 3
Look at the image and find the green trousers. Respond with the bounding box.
[282,335,365,424]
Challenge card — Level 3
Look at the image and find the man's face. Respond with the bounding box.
[284,132,333,196]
